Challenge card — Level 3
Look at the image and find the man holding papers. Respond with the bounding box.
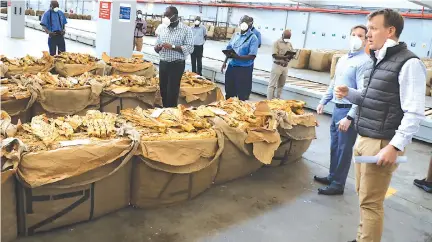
[335,9,426,242]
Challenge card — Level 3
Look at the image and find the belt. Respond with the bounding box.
[335,104,352,108]
[160,59,185,64]
[274,61,288,67]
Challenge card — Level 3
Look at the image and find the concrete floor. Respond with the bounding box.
[1,21,432,242]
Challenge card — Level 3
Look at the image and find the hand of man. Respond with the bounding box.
[338,117,351,132]
[154,45,162,52]
[161,43,173,50]
[376,144,399,166]
[316,104,324,115]
[221,63,227,74]
[335,85,349,100]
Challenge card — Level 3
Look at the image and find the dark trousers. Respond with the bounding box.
[328,107,357,188]
[159,60,185,107]
[48,35,66,56]
[224,64,253,100]
[191,45,203,75]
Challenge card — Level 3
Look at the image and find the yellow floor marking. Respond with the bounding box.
[385,187,397,199]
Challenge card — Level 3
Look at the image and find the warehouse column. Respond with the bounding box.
[96,0,136,58]
[8,0,26,39]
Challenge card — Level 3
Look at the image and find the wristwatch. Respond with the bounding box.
[172,45,176,49]
[346,115,354,121]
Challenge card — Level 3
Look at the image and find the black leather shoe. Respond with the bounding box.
[413,179,432,193]
[314,175,331,185]
[318,186,344,195]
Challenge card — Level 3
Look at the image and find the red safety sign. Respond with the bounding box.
[99,1,111,20]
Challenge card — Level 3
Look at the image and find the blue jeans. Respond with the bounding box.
[328,107,357,188]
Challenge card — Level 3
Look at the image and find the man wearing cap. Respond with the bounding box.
[267,29,294,99]
[221,15,259,100]
[191,16,207,76]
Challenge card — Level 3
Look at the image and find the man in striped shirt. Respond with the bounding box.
[154,6,194,107]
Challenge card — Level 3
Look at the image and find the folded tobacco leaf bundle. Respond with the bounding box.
[263,99,306,115]
[263,99,317,128]
[55,52,98,64]
[204,98,277,132]
[1,78,31,101]
[0,52,52,68]
[102,52,149,64]
[181,71,215,88]
[19,72,95,88]
[120,105,216,141]
[15,110,121,152]
[77,72,158,93]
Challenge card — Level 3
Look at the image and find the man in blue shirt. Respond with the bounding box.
[248,17,261,48]
[314,25,370,195]
[40,1,68,56]
[221,15,259,100]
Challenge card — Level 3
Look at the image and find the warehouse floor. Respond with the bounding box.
[1,22,432,242]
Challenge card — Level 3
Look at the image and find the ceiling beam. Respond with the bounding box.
[408,0,432,9]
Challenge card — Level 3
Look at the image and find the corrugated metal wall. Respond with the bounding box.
[137,2,432,57]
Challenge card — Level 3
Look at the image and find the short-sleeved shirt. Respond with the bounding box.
[40,10,67,32]
[251,27,262,47]
[272,39,293,66]
[134,19,147,37]
[156,22,194,62]
[226,30,259,67]
[191,25,207,46]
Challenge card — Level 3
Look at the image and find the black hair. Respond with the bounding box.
[167,6,178,15]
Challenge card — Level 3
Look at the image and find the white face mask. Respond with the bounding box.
[194,20,200,26]
[283,38,290,42]
[349,36,363,52]
[138,14,143,19]
[53,7,59,12]
[240,22,249,31]
[162,15,177,26]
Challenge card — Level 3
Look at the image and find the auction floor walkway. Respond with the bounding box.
[1,22,432,242]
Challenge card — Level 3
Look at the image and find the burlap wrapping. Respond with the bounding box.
[330,54,344,79]
[2,77,38,123]
[99,91,160,114]
[289,49,311,69]
[270,125,316,166]
[178,86,224,107]
[213,117,281,165]
[1,170,18,242]
[2,52,54,78]
[427,85,431,97]
[15,130,139,235]
[1,97,35,123]
[130,131,224,208]
[16,160,133,235]
[309,50,334,72]
[17,138,137,188]
[54,61,98,77]
[31,80,103,116]
[111,65,157,77]
[102,52,154,77]
[213,127,263,185]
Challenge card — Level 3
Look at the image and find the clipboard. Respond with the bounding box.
[285,50,299,60]
[222,49,237,57]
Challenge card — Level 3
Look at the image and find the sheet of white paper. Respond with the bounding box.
[151,108,164,118]
[354,156,407,163]
[209,107,228,116]
[60,139,91,147]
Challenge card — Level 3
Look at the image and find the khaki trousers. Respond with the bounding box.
[134,37,143,51]
[354,135,403,242]
[267,63,288,99]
